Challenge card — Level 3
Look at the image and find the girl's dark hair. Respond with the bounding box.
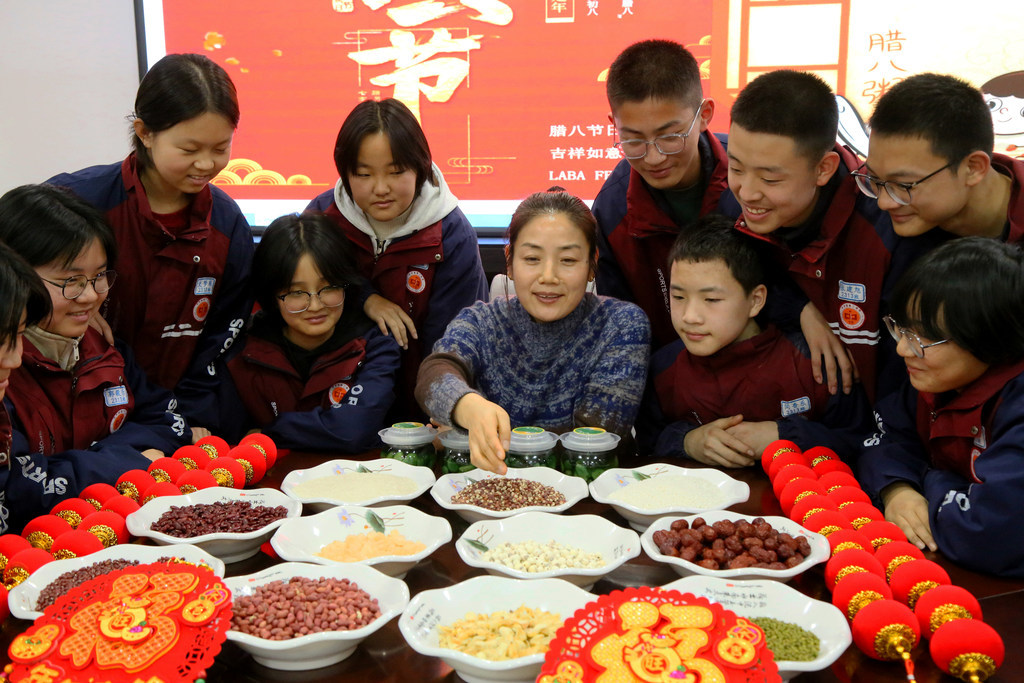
[253,212,363,327]
[0,184,118,269]
[0,241,50,348]
[506,186,598,273]
[132,53,240,170]
[891,237,1024,366]
[333,99,434,198]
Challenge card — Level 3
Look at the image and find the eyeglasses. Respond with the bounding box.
[851,162,954,206]
[883,315,949,358]
[40,271,117,300]
[277,285,347,313]
[614,99,706,160]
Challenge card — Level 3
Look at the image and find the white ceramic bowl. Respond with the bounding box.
[8,543,226,621]
[455,511,639,589]
[270,504,452,578]
[431,466,589,523]
[641,511,830,582]
[280,458,436,512]
[125,487,302,563]
[663,575,852,680]
[400,575,595,683]
[589,463,749,531]
[225,561,409,671]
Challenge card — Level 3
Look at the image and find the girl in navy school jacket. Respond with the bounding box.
[0,186,189,532]
[222,212,401,452]
[859,238,1024,578]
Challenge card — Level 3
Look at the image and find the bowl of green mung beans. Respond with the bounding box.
[662,575,851,680]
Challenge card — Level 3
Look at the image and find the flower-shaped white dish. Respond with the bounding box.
[455,511,639,590]
[270,504,452,578]
[280,458,436,512]
[8,543,226,621]
[640,511,830,582]
[125,487,301,563]
[589,463,749,531]
[400,575,595,683]
[225,561,409,671]
[431,466,589,523]
[663,575,851,681]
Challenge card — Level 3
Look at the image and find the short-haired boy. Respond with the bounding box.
[723,69,941,402]
[640,215,870,466]
[857,72,1023,244]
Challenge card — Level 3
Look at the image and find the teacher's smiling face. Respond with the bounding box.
[508,212,594,323]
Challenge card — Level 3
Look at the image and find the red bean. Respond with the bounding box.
[231,576,381,640]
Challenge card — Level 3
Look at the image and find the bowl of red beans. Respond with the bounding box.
[125,487,302,563]
[225,561,410,670]
[640,511,830,582]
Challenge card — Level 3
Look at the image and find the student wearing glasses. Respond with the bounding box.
[857,72,1023,244]
[221,213,401,451]
[860,239,1024,577]
[0,185,189,513]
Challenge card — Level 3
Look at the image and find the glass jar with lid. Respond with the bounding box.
[439,428,475,474]
[378,421,437,468]
[559,427,620,482]
[504,426,559,469]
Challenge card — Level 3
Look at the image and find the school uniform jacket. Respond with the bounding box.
[859,358,1024,578]
[592,132,734,349]
[47,155,254,427]
[224,323,401,452]
[993,154,1024,245]
[724,145,942,403]
[639,326,871,462]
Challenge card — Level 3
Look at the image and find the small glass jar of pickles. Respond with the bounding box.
[439,428,475,474]
[504,426,559,469]
[378,421,437,468]
[559,427,620,482]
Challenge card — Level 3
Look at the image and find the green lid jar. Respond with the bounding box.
[559,427,620,482]
[439,429,475,474]
[505,426,559,469]
[379,422,437,468]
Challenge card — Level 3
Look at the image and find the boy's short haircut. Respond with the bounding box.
[606,39,702,111]
[730,70,838,161]
[668,214,765,294]
[869,73,994,165]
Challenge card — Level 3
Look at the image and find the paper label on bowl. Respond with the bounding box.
[699,585,771,614]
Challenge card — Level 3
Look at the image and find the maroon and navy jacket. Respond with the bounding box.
[47,155,254,428]
[723,145,944,403]
[307,191,487,416]
[859,358,1024,578]
[993,154,1024,245]
[223,317,401,452]
[639,326,871,462]
[592,132,735,349]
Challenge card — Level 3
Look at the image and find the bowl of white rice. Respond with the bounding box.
[280,458,436,512]
[589,463,749,531]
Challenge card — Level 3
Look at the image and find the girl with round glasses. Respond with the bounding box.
[0,185,190,522]
[859,237,1024,577]
[222,212,400,451]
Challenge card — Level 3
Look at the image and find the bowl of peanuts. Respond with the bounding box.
[280,458,437,512]
[8,543,226,621]
[400,575,595,683]
[663,575,852,680]
[455,511,640,590]
[125,487,302,563]
[431,466,589,523]
[589,463,750,532]
[225,561,410,670]
[270,504,452,578]
[640,511,830,582]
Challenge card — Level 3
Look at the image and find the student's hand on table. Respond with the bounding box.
[364,293,418,350]
[141,449,164,462]
[882,482,937,551]
[725,420,779,460]
[89,311,115,345]
[191,427,212,443]
[800,302,857,395]
[683,415,757,468]
[452,393,510,475]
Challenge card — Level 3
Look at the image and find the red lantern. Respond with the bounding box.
[49,529,105,560]
[802,446,840,468]
[766,451,809,481]
[80,510,129,547]
[173,444,216,470]
[115,468,157,502]
[802,509,852,538]
[760,439,801,473]
[811,458,855,477]
[240,433,278,469]
[930,619,1004,681]
[790,493,838,525]
[828,485,873,508]
[874,541,925,582]
[176,469,219,494]
[851,599,920,662]
[50,498,97,529]
[889,559,951,609]
[832,571,893,620]
[140,481,183,505]
[228,443,267,486]
[837,501,885,529]
[101,495,141,518]
[826,528,874,557]
[0,534,32,572]
[21,515,73,552]
[78,483,119,510]
[858,520,908,550]
[195,435,230,459]
[914,584,982,637]
[2,547,54,588]
[147,456,187,484]
[825,548,885,590]
[779,478,827,517]
[205,456,245,489]
[772,464,818,497]
[818,470,860,493]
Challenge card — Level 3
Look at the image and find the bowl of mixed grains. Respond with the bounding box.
[430,466,589,523]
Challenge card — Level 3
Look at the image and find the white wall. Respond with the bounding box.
[0,1,139,193]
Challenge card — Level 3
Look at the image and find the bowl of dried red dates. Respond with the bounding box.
[640,511,830,582]
[126,487,302,563]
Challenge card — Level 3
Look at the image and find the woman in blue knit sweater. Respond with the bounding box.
[415,188,651,473]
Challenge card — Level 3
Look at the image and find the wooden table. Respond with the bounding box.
[4,452,1023,681]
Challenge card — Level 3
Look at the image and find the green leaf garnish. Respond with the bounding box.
[465,539,489,553]
[633,471,651,480]
[357,464,372,473]
[366,510,385,534]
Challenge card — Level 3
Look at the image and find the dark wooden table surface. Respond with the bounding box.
[5,452,1023,682]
